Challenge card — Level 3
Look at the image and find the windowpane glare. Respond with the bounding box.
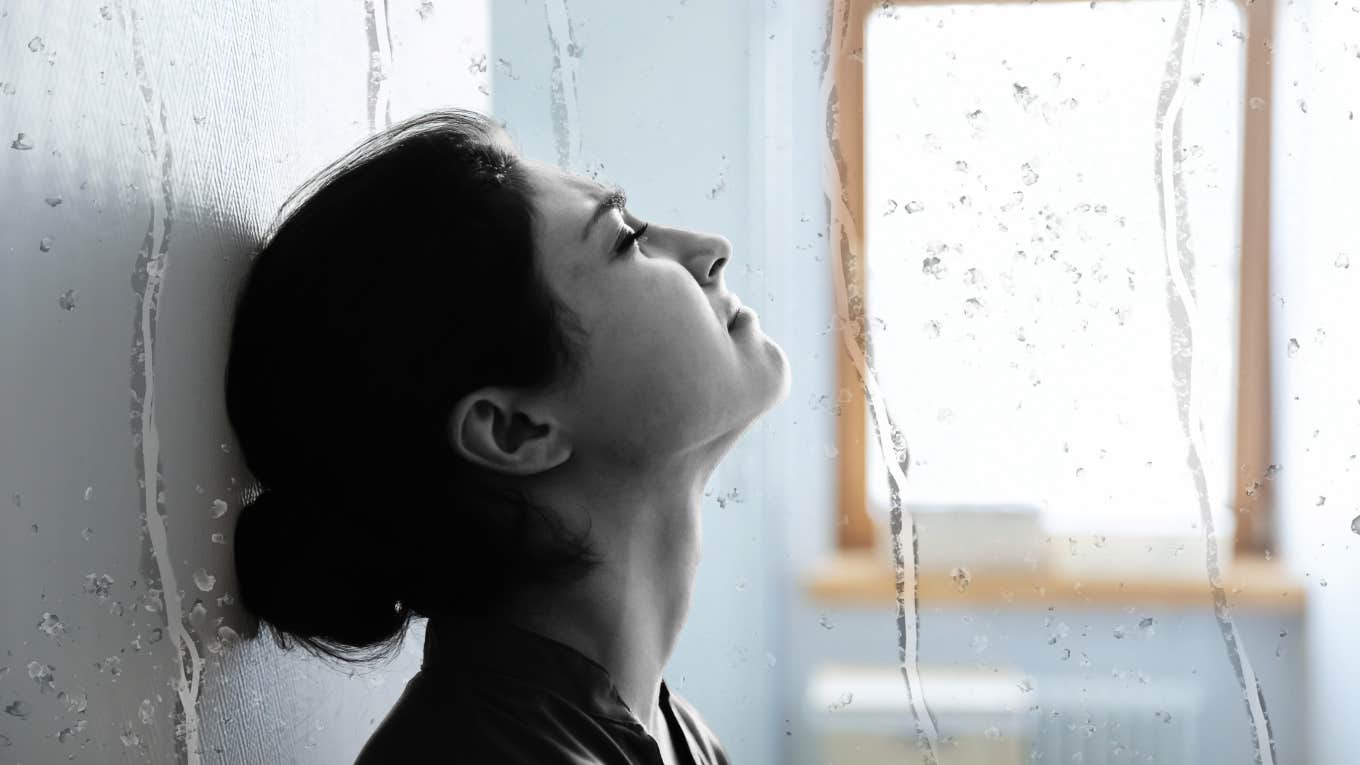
[865,0,1246,538]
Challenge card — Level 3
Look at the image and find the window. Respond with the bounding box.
[834,0,1277,560]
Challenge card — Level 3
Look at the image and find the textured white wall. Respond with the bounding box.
[0,2,489,763]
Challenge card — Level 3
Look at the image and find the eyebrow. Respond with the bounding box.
[580,185,628,242]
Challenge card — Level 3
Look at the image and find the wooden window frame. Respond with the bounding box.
[833,0,1277,559]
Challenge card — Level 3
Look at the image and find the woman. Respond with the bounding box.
[225,108,791,764]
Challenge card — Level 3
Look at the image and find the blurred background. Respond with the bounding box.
[1,0,1356,763]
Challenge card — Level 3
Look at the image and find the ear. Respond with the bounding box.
[447,388,571,475]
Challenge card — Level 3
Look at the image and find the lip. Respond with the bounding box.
[729,306,756,331]
[723,296,745,330]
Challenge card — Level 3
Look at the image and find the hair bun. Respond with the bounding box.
[233,486,405,655]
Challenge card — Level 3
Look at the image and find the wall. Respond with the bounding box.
[1,2,489,763]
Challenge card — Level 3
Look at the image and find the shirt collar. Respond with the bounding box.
[421,614,657,729]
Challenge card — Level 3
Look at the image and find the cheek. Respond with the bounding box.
[584,290,731,440]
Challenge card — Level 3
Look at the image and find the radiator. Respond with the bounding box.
[805,664,1199,765]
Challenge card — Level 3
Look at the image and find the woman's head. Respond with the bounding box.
[450,157,790,483]
[226,108,789,665]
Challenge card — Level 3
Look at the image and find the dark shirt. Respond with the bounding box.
[353,615,732,764]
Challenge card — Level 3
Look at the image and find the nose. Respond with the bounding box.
[670,227,733,286]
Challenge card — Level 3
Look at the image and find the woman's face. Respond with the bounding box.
[522,159,790,474]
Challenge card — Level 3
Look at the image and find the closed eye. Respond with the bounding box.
[614,222,649,257]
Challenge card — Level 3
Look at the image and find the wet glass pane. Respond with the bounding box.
[3,1,1357,763]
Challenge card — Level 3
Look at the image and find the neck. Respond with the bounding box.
[494,456,712,736]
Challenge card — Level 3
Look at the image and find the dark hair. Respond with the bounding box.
[225,108,604,667]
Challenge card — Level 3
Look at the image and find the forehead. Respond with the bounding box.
[524,160,612,261]
[526,160,607,214]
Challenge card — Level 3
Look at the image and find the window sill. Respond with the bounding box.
[802,549,1305,612]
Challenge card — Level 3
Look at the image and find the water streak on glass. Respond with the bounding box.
[364,0,395,132]
[116,3,205,762]
[822,1,941,761]
[1157,2,1275,763]
[543,0,584,170]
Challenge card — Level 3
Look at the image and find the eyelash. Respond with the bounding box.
[615,222,649,257]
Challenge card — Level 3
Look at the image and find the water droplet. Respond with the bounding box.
[922,256,946,278]
[56,720,87,743]
[28,661,55,693]
[188,599,207,627]
[38,236,53,252]
[970,634,989,653]
[120,724,141,747]
[1350,514,1360,535]
[766,652,777,668]
[1336,253,1351,269]
[81,572,114,598]
[83,486,93,501]
[58,289,77,311]
[37,612,66,639]
[950,566,972,592]
[1139,616,1156,636]
[1020,163,1040,185]
[27,36,44,53]
[1249,96,1266,110]
[1012,82,1036,109]
[925,319,942,338]
[1320,578,1328,588]
[1287,337,1300,357]
[100,6,113,21]
[138,698,154,725]
[210,498,228,518]
[1016,678,1034,693]
[954,160,969,172]
[1316,495,1326,506]
[828,691,853,711]
[81,527,93,540]
[4,700,32,719]
[818,614,835,630]
[904,200,924,214]
[58,690,87,714]
[963,297,983,318]
[1113,625,1127,639]
[11,132,34,150]
[193,568,216,592]
[211,532,226,544]
[416,0,434,20]
[100,656,121,677]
